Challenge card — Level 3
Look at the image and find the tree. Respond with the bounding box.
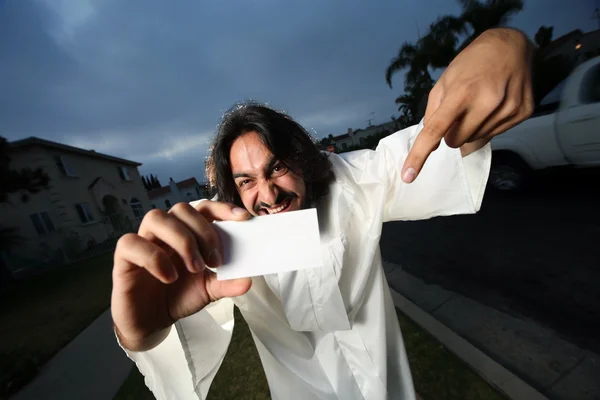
[534,25,553,49]
[0,137,50,205]
[0,136,50,283]
[457,0,524,50]
[386,0,523,119]
[152,175,162,189]
[141,175,149,191]
[143,174,162,190]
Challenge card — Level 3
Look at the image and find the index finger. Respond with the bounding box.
[193,199,250,222]
[401,100,464,183]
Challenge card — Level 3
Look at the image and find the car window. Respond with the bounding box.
[540,80,566,106]
[579,64,600,104]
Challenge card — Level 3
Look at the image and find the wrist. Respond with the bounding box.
[114,323,172,352]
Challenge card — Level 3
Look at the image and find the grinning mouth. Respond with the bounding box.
[262,197,292,215]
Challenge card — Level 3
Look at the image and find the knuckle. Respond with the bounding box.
[197,226,217,248]
[419,123,443,141]
[145,208,166,221]
[169,202,191,214]
[148,247,167,268]
[116,233,137,251]
[459,82,479,103]
[193,198,211,210]
[479,90,502,112]
[428,85,441,102]
[503,98,519,117]
[523,97,535,118]
[179,233,199,257]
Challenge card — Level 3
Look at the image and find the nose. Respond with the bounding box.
[257,179,278,208]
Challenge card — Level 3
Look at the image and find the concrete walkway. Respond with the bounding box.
[12,310,132,400]
[384,261,599,400]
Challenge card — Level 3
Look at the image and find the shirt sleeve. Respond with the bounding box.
[376,120,491,222]
[117,298,235,400]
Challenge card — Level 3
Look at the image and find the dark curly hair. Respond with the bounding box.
[206,101,335,208]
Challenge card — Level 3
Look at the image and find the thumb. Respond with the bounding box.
[402,98,463,183]
[207,275,252,301]
[195,200,251,222]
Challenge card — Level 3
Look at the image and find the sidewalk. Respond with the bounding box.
[12,310,132,400]
[384,261,599,400]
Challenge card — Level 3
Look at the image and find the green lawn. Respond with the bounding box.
[0,252,114,398]
[115,307,505,400]
[113,307,270,400]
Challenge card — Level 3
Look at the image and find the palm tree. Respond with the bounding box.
[385,42,432,89]
[458,0,524,49]
[386,0,523,121]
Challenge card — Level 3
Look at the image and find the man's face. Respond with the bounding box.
[230,131,306,217]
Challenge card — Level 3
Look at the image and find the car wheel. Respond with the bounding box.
[489,156,529,192]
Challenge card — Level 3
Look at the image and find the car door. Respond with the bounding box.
[556,63,600,166]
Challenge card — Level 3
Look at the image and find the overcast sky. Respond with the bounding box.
[0,0,595,184]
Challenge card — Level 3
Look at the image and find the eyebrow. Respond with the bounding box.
[232,155,277,180]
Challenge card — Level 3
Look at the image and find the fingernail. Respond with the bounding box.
[167,268,178,283]
[192,257,204,273]
[208,249,222,268]
[402,167,416,183]
[232,207,248,216]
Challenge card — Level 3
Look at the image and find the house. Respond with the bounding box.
[1,137,152,272]
[148,177,210,211]
[541,29,600,67]
[328,121,397,151]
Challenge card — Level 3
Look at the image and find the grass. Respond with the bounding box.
[115,307,505,400]
[0,252,114,398]
[396,310,505,400]
[113,307,270,400]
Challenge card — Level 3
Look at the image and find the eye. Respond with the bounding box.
[238,179,250,187]
[272,163,288,177]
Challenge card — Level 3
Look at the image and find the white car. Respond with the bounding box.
[490,56,600,191]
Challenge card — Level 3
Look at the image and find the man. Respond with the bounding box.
[112,28,533,399]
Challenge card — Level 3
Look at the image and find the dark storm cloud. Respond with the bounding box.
[0,0,593,182]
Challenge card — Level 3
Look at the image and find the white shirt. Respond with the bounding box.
[119,121,491,399]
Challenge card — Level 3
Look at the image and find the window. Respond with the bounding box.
[131,197,143,218]
[55,156,76,177]
[30,212,55,236]
[539,80,566,106]
[579,64,600,104]
[165,199,172,209]
[118,166,131,181]
[75,202,94,223]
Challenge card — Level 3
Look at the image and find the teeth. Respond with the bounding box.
[267,200,289,215]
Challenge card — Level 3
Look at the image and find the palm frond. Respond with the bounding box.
[386,43,417,88]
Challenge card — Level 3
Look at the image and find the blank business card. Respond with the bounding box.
[212,208,323,280]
